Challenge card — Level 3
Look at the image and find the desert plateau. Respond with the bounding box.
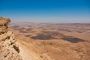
[0,17,90,60]
[12,21,90,60]
[0,0,90,60]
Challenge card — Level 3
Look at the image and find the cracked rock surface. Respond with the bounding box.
[0,17,22,60]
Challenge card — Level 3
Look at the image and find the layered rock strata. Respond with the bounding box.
[0,17,22,60]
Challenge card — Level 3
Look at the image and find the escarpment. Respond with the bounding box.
[0,17,22,60]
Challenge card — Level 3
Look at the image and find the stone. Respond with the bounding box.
[0,17,22,60]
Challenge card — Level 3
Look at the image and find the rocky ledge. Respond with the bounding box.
[0,17,22,60]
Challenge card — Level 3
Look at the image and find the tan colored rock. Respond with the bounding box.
[0,17,10,34]
[0,17,22,60]
[0,17,11,25]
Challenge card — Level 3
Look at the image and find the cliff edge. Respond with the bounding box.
[0,17,22,60]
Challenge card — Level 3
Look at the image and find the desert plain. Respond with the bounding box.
[10,22,90,60]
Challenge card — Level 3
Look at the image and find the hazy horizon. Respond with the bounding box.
[0,0,90,23]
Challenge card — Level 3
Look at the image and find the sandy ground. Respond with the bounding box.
[18,41,33,60]
[17,38,43,60]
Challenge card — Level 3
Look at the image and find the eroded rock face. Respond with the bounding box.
[0,17,22,60]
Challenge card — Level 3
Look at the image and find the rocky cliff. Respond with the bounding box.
[0,17,22,60]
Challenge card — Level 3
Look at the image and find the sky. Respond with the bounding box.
[0,0,90,23]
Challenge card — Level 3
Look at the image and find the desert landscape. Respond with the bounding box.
[0,17,90,60]
[11,21,90,60]
[0,0,89,60]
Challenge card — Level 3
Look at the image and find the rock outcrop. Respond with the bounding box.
[0,17,22,60]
